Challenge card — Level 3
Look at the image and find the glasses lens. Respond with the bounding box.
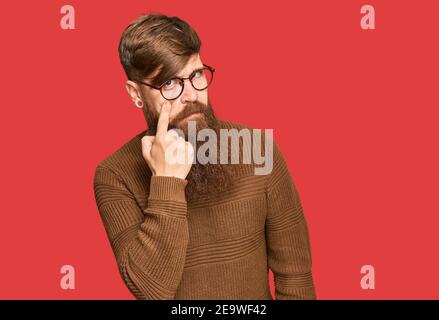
[191,68,213,90]
[161,79,183,100]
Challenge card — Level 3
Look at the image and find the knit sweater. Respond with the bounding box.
[93,120,316,300]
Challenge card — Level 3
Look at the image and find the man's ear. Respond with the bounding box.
[125,80,143,108]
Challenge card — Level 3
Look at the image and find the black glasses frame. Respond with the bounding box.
[136,64,215,101]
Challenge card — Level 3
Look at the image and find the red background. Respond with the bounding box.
[0,0,438,299]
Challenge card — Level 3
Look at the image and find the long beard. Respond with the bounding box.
[144,99,234,202]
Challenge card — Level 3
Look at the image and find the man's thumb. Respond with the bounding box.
[141,135,155,158]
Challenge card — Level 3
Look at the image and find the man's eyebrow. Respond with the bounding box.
[176,66,204,78]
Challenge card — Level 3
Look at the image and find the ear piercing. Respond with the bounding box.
[136,100,143,107]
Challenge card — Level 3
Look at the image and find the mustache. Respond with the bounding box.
[145,100,216,137]
[169,101,207,127]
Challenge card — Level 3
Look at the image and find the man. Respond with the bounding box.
[93,13,316,300]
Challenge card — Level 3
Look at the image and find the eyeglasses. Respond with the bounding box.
[136,64,215,100]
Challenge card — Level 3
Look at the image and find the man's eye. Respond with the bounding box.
[163,79,176,89]
[192,70,203,78]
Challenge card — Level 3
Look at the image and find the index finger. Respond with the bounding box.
[157,102,172,137]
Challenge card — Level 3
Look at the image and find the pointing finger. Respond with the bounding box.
[157,102,172,137]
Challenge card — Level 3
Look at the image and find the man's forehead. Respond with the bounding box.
[176,55,203,77]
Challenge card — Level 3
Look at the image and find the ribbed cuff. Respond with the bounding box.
[148,176,188,203]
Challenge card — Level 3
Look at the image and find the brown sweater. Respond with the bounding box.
[93,120,316,300]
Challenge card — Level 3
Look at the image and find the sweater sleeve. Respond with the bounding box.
[265,141,317,300]
[93,165,189,300]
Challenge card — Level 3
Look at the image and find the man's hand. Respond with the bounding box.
[141,102,195,180]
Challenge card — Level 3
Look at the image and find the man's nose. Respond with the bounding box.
[179,79,198,103]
